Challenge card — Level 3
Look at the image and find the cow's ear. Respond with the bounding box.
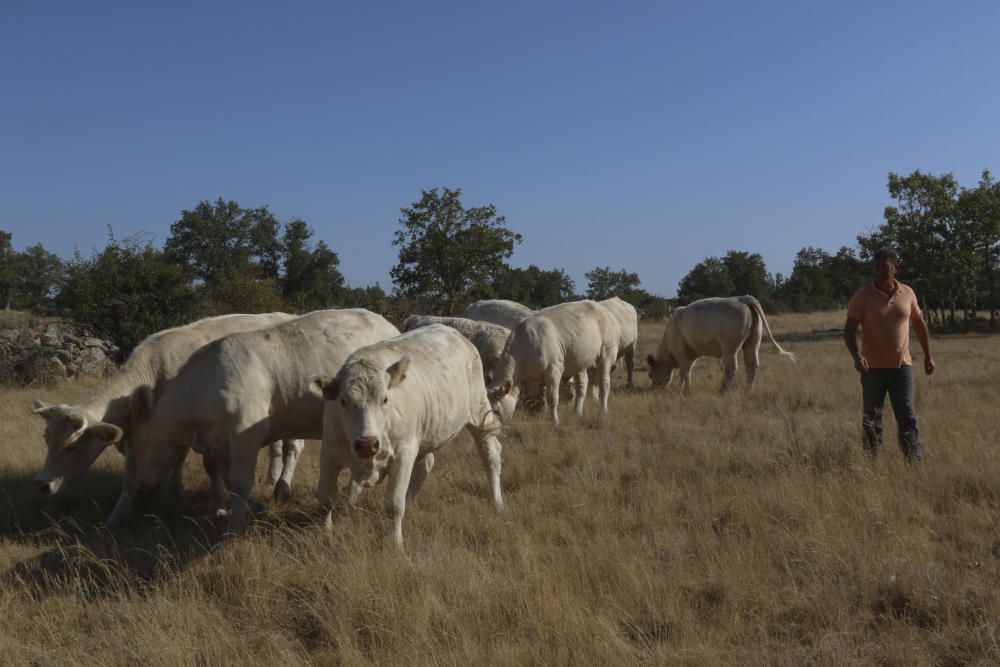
[88,423,123,446]
[309,374,339,401]
[646,354,656,368]
[501,380,512,396]
[131,385,155,421]
[387,355,411,389]
[32,399,61,421]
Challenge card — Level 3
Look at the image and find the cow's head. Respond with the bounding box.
[32,400,124,494]
[646,353,677,387]
[310,355,410,485]
[125,384,188,493]
[487,380,520,422]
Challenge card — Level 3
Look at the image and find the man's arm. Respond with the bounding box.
[912,314,935,375]
[843,317,868,373]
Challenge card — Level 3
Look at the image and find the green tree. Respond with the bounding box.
[958,170,1000,329]
[390,188,522,315]
[493,265,576,308]
[585,266,642,301]
[281,218,345,312]
[14,243,63,313]
[59,234,198,354]
[722,250,772,301]
[677,257,734,303]
[164,198,285,312]
[0,231,15,310]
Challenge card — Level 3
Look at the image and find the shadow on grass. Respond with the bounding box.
[0,468,325,600]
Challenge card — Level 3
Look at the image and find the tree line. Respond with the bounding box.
[2,170,997,355]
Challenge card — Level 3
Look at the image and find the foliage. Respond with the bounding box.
[58,233,199,354]
[677,257,736,303]
[492,265,576,309]
[281,219,345,312]
[0,231,63,312]
[391,188,522,315]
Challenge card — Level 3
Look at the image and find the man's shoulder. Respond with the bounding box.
[896,281,918,298]
[850,283,873,300]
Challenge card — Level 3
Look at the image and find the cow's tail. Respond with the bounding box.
[742,296,796,362]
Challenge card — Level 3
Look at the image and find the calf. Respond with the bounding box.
[312,324,504,547]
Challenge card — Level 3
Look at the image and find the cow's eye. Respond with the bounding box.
[382,397,388,405]
[64,442,78,452]
[340,398,347,407]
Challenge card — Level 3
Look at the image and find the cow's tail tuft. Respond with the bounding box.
[743,296,796,362]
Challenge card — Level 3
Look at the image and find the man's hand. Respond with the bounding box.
[854,355,870,374]
[924,355,936,375]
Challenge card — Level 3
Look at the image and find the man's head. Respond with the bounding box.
[873,247,899,284]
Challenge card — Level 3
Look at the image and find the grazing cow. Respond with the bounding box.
[463,299,535,330]
[598,297,639,388]
[488,300,619,425]
[30,313,304,505]
[311,324,504,547]
[401,315,509,384]
[646,295,795,392]
[124,309,400,532]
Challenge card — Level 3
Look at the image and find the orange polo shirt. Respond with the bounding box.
[846,280,922,368]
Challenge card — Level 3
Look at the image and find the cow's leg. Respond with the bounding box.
[573,370,589,417]
[587,367,599,401]
[273,438,304,502]
[720,349,739,393]
[468,421,504,510]
[624,345,635,389]
[266,441,283,487]
[406,453,435,503]
[165,446,189,501]
[678,356,694,394]
[597,355,613,415]
[384,444,418,547]
[224,423,268,534]
[317,436,346,531]
[201,449,228,517]
[544,366,563,426]
[105,443,139,527]
[743,341,761,391]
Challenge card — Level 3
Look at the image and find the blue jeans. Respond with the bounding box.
[861,365,922,463]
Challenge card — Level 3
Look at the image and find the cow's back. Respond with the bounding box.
[528,300,617,373]
[464,299,535,329]
[676,298,753,350]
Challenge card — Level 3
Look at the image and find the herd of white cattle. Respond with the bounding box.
[29,295,793,546]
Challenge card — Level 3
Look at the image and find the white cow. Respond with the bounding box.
[124,309,400,532]
[646,295,795,392]
[311,324,504,547]
[31,313,304,505]
[598,297,639,388]
[463,299,535,330]
[488,300,619,426]
[401,315,509,384]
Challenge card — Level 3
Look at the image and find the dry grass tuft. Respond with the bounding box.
[1,311,998,664]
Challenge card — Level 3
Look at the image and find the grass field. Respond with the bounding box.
[1,311,999,665]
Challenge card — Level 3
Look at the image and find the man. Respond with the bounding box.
[843,248,935,463]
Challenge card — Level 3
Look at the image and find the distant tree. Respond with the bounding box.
[165,198,283,287]
[281,218,345,312]
[958,170,1000,329]
[493,265,575,308]
[676,257,734,303]
[390,188,522,315]
[0,231,15,309]
[585,266,642,301]
[14,243,63,313]
[59,233,198,354]
[722,250,772,301]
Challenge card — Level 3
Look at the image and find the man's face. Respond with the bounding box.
[873,256,897,284]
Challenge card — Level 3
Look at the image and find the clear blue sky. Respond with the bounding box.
[2,1,998,297]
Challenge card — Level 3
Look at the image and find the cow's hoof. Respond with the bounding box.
[272,480,292,503]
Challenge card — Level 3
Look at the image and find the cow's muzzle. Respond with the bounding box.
[354,437,380,459]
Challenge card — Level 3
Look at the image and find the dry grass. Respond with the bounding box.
[1,310,999,665]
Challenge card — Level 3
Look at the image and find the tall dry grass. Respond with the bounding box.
[1,310,998,665]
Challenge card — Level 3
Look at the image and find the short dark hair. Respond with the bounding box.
[873,247,899,264]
